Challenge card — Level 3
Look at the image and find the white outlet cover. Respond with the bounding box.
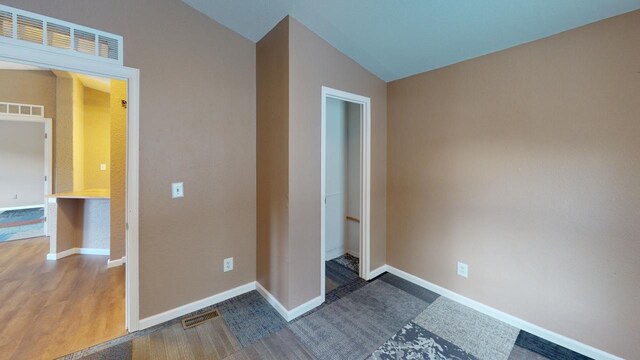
[171,182,184,198]
[100,163,107,171]
[457,261,469,278]
[224,257,234,272]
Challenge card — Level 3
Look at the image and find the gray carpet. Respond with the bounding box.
[414,297,520,360]
[289,280,429,360]
[226,328,316,360]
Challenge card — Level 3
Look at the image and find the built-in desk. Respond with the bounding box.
[47,189,111,260]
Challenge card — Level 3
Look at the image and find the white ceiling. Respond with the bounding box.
[183,0,640,81]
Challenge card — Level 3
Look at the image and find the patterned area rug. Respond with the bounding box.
[371,322,478,360]
[0,207,45,242]
[331,253,359,273]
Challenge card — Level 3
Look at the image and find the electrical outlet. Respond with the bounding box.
[224,257,234,272]
[100,163,107,171]
[457,261,468,278]
[171,182,184,198]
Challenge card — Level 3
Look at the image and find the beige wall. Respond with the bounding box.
[256,17,387,309]
[256,18,290,307]
[0,70,55,207]
[5,0,257,318]
[387,10,640,359]
[0,70,56,118]
[110,80,127,260]
[83,87,110,189]
[54,73,74,193]
[72,76,85,191]
[288,18,387,308]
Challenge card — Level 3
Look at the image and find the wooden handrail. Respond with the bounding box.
[346,215,360,223]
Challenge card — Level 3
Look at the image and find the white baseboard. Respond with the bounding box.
[0,204,44,212]
[346,249,359,257]
[138,282,256,330]
[325,247,345,261]
[385,265,621,360]
[256,282,323,322]
[107,256,127,268]
[46,247,110,260]
[367,264,388,279]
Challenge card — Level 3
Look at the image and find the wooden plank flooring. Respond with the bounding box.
[130,317,241,360]
[0,237,125,360]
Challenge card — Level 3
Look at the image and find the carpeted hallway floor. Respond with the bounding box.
[62,255,591,360]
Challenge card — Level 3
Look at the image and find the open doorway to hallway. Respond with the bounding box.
[324,97,362,293]
[321,86,372,300]
[0,59,129,359]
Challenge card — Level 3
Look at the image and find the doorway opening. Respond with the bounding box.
[321,86,371,301]
[0,104,52,242]
[0,59,133,358]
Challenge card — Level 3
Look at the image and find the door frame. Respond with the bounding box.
[0,113,52,236]
[321,86,372,301]
[0,44,141,332]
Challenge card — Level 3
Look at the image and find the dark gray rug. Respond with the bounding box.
[289,280,429,360]
[378,273,440,304]
[218,290,288,347]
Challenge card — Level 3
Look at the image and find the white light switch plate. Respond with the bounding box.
[172,182,184,198]
[224,257,234,272]
[457,261,469,278]
[100,163,107,171]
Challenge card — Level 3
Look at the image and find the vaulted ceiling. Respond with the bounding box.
[183,0,640,81]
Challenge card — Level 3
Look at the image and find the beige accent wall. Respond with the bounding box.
[387,10,640,359]
[288,18,387,308]
[5,0,257,318]
[256,18,290,307]
[83,87,111,189]
[110,80,127,260]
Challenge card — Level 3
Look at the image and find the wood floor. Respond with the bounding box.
[0,237,125,360]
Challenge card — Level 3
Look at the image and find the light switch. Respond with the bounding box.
[100,163,107,171]
[172,182,184,198]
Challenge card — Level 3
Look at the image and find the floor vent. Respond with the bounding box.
[181,309,220,330]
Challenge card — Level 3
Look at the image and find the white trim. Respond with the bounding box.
[138,282,256,330]
[321,86,372,307]
[107,256,127,268]
[255,282,289,320]
[368,264,388,279]
[255,282,324,322]
[46,247,110,260]
[0,4,123,65]
[46,248,76,260]
[0,102,44,117]
[0,204,44,212]
[0,36,141,332]
[385,265,622,360]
